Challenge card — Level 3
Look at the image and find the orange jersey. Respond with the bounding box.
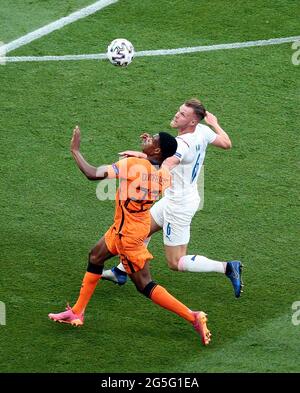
[106,157,171,239]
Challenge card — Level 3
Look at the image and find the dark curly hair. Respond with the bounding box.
[158,132,178,161]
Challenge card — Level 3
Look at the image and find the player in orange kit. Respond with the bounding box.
[48,126,211,346]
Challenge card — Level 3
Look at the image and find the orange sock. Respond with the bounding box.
[150,284,194,323]
[72,272,101,315]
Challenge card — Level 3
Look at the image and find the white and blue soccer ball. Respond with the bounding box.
[107,38,135,67]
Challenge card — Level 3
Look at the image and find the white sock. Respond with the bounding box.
[116,263,126,273]
[178,255,226,273]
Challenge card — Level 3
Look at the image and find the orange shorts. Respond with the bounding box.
[104,225,153,274]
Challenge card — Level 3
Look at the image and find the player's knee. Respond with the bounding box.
[88,250,99,264]
[89,249,105,265]
[87,251,104,274]
[166,258,180,271]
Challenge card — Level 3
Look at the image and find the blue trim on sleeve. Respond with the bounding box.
[112,163,119,175]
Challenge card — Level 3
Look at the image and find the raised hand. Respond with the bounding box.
[204,111,219,128]
[71,126,81,153]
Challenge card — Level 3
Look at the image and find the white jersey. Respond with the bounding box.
[164,124,217,202]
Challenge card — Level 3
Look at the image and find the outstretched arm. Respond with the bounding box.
[118,150,147,159]
[70,126,109,180]
[205,112,232,149]
[162,155,180,171]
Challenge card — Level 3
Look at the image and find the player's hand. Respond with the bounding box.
[118,150,147,159]
[140,133,151,138]
[140,133,152,142]
[204,111,219,128]
[71,126,81,153]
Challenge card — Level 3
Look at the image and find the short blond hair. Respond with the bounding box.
[185,98,206,121]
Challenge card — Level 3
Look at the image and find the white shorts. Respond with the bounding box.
[150,196,200,246]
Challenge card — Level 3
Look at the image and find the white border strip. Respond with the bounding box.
[5,35,300,63]
[3,0,118,54]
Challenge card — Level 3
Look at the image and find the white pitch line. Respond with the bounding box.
[5,53,107,62]
[2,0,118,54]
[4,35,300,63]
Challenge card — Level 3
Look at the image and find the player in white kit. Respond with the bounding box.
[102,99,243,297]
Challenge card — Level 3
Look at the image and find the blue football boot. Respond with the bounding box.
[101,266,128,286]
[225,261,244,298]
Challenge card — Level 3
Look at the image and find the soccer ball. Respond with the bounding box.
[107,38,135,67]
